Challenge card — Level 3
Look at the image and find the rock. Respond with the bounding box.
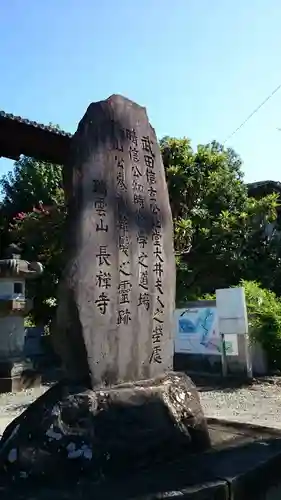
[54,95,176,385]
[0,372,210,481]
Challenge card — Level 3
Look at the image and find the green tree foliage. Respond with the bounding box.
[0,123,63,253]
[242,280,281,370]
[0,156,63,218]
[0,156,65,327]
[0,137,280,327]
[161,137,279,302]
[9,203,65,327]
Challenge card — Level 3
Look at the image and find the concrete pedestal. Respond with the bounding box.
[0,316,41,393]
[0,316,25,358]
[0,244,44,394]
[0,360,41,394]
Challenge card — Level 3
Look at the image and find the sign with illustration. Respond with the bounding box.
[174,306,238,356]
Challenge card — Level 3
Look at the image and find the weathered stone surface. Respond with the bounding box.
[2,419,281,500]
[54,95,176,385]
[0,360,41,394]
[0,244,43,393]
[0,372,210,481]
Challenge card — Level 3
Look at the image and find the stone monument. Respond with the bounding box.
[0,244,43,392]
[0,97,210,481]
[56,94,176,385]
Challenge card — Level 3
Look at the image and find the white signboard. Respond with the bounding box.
[174,306,238,356]
[216,287,248,335]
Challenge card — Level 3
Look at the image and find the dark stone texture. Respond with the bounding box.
[0,361,41,394]
[2,416,281,499]
[0,478,229,500]
[54,95,176,385]
[0,372,210,481]
[2,419,281,498]
[0,373,41,394]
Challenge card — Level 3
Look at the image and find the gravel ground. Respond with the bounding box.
[200,381,281,429]
[0,385,48,436]
[1,380,281,436]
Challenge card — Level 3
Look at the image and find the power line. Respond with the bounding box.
[223,82,281,144]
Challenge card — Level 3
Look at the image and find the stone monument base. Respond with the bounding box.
[0,361,41,394]
[1,418,281,499]
[0,372,210,480]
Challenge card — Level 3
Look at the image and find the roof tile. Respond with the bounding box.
[0,110,72,138]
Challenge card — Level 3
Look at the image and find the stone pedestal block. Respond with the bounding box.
[0,361,41,394]
[0,372,210,480]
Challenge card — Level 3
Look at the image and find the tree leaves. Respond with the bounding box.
[0,156,65,326]
[0,136,280,323]
[162,137,279,302]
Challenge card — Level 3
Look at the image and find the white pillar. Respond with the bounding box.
[216,287,252,379]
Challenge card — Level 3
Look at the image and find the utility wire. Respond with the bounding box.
[223,82,281,144]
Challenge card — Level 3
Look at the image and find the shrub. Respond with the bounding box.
[242,280,281,370]
[201,280,281,370]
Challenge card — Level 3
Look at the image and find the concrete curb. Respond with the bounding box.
[207,417,281,436]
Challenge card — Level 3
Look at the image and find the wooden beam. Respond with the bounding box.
[0,112,72,165]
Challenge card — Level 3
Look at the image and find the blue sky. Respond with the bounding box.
[1,0,281,183]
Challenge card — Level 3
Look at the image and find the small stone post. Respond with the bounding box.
[0,244,43,392]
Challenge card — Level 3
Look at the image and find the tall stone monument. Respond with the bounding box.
[0,98,210,482]
[56,95,176,386]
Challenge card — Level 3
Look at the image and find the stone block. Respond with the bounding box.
[0,372,210,480]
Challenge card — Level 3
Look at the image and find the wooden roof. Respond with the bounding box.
[0,111,72,165]
[247,180,281,198]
